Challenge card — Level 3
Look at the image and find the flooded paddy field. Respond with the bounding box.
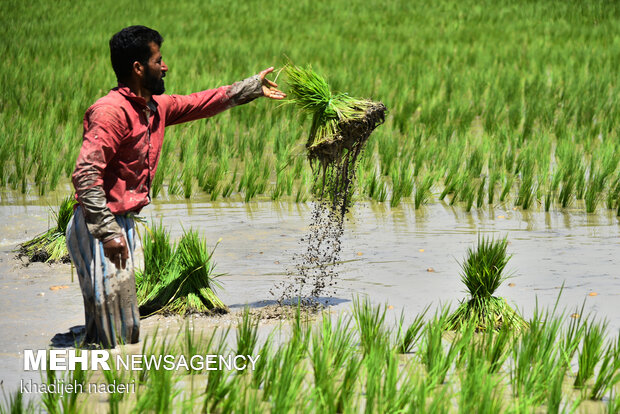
[0,197,619,411]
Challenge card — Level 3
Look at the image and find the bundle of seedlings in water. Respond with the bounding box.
[446,236,527,332]
[137,224,228,316]
[18,195,77,263]
[285,63,386,214]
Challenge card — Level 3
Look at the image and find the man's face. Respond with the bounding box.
[142,42,168,95]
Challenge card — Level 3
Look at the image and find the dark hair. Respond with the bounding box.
[109,25,163,83]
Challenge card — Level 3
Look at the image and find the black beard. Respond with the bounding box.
[144,69,165,95]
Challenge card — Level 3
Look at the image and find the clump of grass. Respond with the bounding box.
[138,226,228,316]
[446,235,526,331]
[18,195,76,263]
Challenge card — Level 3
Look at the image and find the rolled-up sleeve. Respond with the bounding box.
[72,105,124,242]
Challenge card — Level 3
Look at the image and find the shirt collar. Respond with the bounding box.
[115,84,159,111]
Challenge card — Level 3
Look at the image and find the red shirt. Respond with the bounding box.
[73,85,237,214]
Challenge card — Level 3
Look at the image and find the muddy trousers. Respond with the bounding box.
[66,206,140,348]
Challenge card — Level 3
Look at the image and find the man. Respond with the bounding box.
[66,25,285,348]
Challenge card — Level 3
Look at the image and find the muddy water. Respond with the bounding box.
[1,199,619,395]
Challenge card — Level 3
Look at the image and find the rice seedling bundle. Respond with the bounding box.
[138,226,228,316]
[285,63,386,213]
[446,236,527,331]
[18,195,76,263]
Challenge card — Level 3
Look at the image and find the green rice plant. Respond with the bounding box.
[574,319,609,389]
[488,171,500,205]
[420,307,461,385]
[262,334,307,412]
[414,173,435,209]
[251,336,273,390]
[589,332,620,400]
[499,174,514,202]
[310,313,360,413]
[395,306,428,354]
[285,63,385,210]
[446,236,526,331]
[103,355,132,414]
[559,301,588,368]
[202,331,235,413]
[352,297,390,355]
[608,389,620,414]
[457,351,504,414]
[138,228,228,316]
[133,346,181,413]
[0,388,34,414]
[476,175,486,208]
[136,221,174,305]
[19,194,77,263]
[364,347,412,413]
[236,306,260,359]
[510,302,563,405]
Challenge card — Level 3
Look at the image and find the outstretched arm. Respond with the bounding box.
[163,67,286,126]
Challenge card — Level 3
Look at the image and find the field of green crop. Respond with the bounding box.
[2,0,620,212]
[3,299,619,413]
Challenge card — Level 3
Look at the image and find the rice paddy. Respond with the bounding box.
[2,0,620,412]
[1,299,618,413]
[2,0,620,213]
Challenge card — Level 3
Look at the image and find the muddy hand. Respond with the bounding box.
[259,67,286,100]
[103,235,129,270]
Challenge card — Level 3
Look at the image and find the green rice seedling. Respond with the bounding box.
[364,347,412,413]
[476,175,486,209]
[499,174,514,203]
[0,387,34,414]
[574,319,609,389]
[236,306,260,359]
[136,221,174,306]
[310,313,360,413]
[19,194,77,263]
[251,336,273,390]
[457,351,504,414]
[396,306,428,354]
[607,389,620,414]
[589,332,620,400]
[374,180,388,202]
[420,308,461,386]
[262,335,307,412]
[465,322,513,374]
[352,297,390,355]
[559,301,588,368]
[103,356,132,414]
[488,171,500,205]
[510,302,563,405]
[285,63,386,212]
[139,228,228,316]
[202,332,235,413]
[446,236,526,331]
[134,353,180,413]
[414,173,435,209]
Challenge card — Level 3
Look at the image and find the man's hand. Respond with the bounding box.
[259,67,286,100]
[103,235,129,270]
